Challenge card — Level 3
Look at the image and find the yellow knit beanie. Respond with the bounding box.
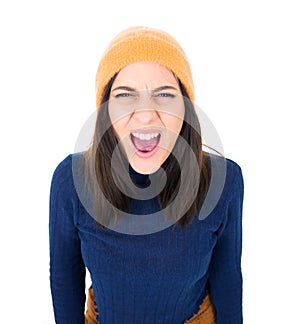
[95,26,194,108]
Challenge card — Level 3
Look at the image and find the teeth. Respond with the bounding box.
[131,132,160,140]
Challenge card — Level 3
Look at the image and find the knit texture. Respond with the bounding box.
[95,26,194,108]
[49,153,244,324]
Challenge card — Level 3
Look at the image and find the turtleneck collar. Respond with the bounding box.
[129,164,151,188]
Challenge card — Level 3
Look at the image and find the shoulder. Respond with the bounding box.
[207,152,242,178]
[223,157,244,206]
[226,157,242,174]
[225,158,243,189]
[51,154,73,187]
[225,157,244,194]
[50,152,85,197]
[205,153,244,202]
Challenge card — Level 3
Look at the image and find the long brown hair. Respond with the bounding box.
[83,74,211,230]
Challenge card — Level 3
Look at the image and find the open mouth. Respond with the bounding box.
[130,131,161,158]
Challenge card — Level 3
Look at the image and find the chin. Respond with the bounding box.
[129,154,166,175]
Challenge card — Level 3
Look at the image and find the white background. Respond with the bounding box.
[1,0,299,323]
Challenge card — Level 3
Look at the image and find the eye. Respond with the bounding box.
[115,93,133,98]
[155,93,176,98]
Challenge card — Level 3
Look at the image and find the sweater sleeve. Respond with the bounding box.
[208,162,244,324]
[49,156,86,324]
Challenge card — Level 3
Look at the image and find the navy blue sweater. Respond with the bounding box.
[49,154,243,323]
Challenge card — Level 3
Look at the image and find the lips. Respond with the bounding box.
[130,130,161,153]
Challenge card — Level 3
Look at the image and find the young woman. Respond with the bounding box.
[49,26,244,324]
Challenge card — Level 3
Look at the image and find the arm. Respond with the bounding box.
[208,163,244,324]
[49,157,86,324]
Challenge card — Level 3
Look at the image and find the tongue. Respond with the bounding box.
[131,135,159,152]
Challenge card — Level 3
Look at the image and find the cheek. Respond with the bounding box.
[111,120,125,140]
[157,100,185,134]
[160,114,184,135]
[108,107,125,140]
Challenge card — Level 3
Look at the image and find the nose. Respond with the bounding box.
[133,108,158,124]
[133,97,158,124]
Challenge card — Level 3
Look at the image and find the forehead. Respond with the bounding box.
[112,62,179,89]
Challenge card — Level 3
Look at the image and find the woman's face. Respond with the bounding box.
[108,62,185,174]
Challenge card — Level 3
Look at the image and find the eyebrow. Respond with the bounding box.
[112,86,136,92]
[111,85,179,92]
[154,86,178,92]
